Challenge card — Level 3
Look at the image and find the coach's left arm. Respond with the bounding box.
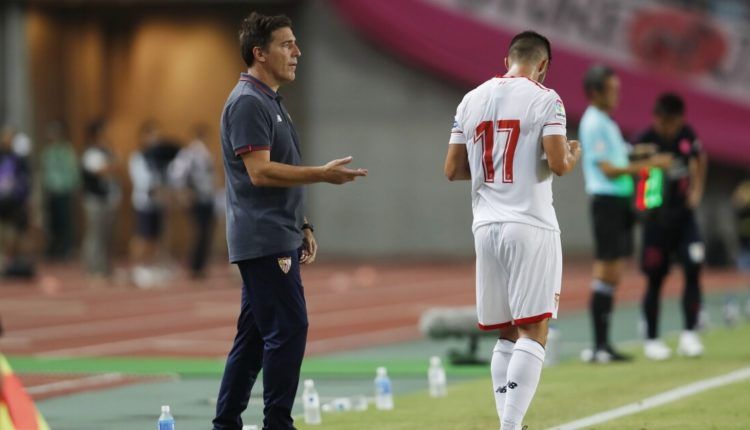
[444,144,471,181]
[300,217,318,265]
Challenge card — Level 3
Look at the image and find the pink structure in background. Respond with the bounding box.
[332,0,750,166]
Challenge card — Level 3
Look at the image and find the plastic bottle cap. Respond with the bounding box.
[430,356,441,366]
[304,379,315,388]
[161,405,170,413]
[376,366,387,376]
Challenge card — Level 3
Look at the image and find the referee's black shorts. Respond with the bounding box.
[590,195,634,261]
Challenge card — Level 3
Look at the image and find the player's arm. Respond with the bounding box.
[687,151,708,208]
[444,144,471,181]
[598,154,672,178]
[242,151,367,187]
[542,135,581,176]
[630,143,658,158]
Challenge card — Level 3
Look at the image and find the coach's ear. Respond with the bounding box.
[504,57,509,71]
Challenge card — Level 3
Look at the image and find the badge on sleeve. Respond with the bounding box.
[554,99,566,120]
[278,257,292,274]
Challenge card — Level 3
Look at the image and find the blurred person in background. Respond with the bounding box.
[128,120,179,288]
[41,121,79,261]
[0,126,34,278]
[81,119,120,280]
[578,65,671,363]
[212,12,366,430]
[168,124,217,278]
[445,31,580,430]
[636,93,708,360]
[732,178,750,316]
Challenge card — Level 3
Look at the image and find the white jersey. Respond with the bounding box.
[449,75,568,232]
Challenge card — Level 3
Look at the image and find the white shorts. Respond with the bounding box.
[473,222,562,330]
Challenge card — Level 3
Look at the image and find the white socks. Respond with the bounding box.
[500,337,546,430]
[491,339,515,420]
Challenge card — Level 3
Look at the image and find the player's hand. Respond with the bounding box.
[569,140,581,159]
[649,153,673,169]
[300,228,318,265]
[321,156,368,184]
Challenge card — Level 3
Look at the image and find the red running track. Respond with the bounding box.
[0,259,745,359]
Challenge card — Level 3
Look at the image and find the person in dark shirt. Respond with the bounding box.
[636,93,708,360]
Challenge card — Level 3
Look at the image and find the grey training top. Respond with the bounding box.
[220,73,304,263]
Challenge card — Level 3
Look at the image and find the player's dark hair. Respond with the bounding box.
[653,92,685,117]
[239,12,293,67]
[583,64,615,99]
[508,31,552,64]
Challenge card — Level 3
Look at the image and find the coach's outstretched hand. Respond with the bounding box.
[321,156,368,184]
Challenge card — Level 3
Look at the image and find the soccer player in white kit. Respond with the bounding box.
[444,31,581,430]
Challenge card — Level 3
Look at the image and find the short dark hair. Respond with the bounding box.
[239,12,293,67]
[583,64,615,98]
[508,31,552,64]
[653,93,685,117]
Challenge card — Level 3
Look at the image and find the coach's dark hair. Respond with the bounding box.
[653,92,685,117]
[583,64,615,99]
[508,31,551,64]
[239,12,293,67]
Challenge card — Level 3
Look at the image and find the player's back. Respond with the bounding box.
[451,76,566,232]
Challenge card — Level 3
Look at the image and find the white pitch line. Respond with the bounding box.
[547,366,750,430]
[35,326,232,358]
[25,373,126,395]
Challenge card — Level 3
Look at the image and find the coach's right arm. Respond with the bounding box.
[230,96,367,187]
[243,152,366,187]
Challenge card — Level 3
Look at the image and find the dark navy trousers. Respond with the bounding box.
[213,249,308,430]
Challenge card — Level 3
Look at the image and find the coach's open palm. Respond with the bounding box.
[322,156,368,184]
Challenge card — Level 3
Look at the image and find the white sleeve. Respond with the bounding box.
[540,92,567,137]
[449,100,467,145]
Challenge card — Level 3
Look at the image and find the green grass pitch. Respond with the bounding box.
[297,323,750,430]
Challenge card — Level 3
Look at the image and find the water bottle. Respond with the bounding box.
[374,367,394,410]
[427,356,447,398]
[302,379,322,425]
[157,405,174,430]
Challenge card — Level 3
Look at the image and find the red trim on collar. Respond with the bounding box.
[240,75,277,98]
